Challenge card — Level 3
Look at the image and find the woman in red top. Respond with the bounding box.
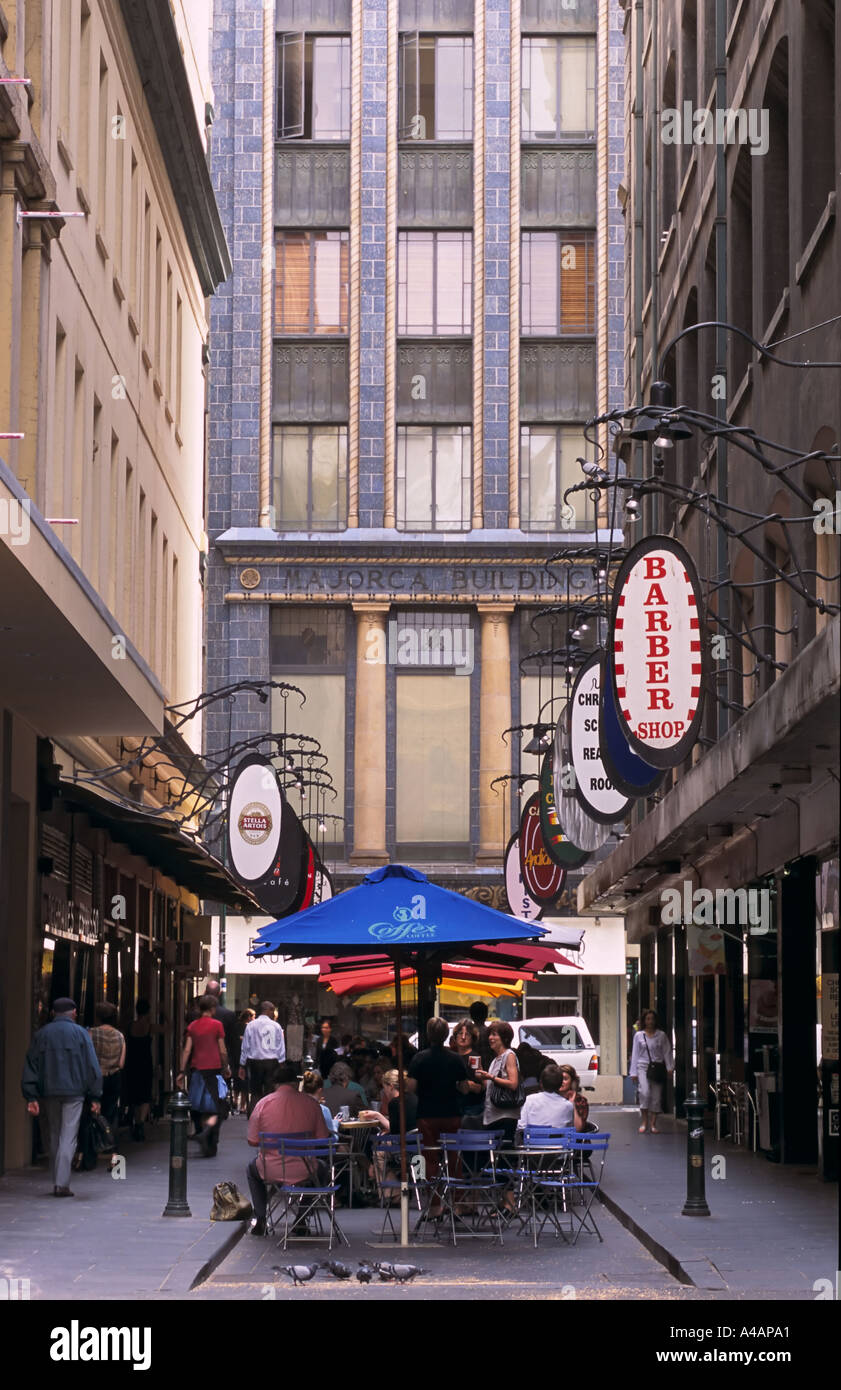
[177,996,230,1156]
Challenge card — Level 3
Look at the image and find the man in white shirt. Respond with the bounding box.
[238,1002,286,1115]
[517,1064,575,1134]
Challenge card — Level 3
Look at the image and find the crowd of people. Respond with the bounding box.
[20,989,627,1206]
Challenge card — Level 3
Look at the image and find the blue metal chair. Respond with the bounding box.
[372,1132,425,1241]
[272,1137,349,1250]
[438,1129,508,1245]
[257,1131,307,1234]
[528,1132,610,1246]
[518,1127,577,1246]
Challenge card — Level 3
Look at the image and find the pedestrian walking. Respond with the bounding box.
[233,1009,255,1113]
[88,1002,126,1165]
[202,979,240,1065]
[124,999,164,1141]
[238,1001,286,1115]
[177,995,231,1157]
[21,998,103,1196]
[629,1009,673,1133]
[313,1017,339,1079]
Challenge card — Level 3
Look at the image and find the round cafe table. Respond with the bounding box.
[338,1119,381,1206]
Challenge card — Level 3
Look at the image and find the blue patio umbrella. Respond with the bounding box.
[249,864,553,1244]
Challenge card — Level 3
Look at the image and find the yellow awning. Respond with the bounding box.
[350,979,524,1009]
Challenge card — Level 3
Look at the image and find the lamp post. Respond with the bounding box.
[162,1089,192,1217]
[681,959,710,1218]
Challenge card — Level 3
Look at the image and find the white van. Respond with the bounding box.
[511,1017,599,1077]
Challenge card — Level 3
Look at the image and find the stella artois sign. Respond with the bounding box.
[610,536,706,768]
[519,793,567,904]
[227,756,283,883]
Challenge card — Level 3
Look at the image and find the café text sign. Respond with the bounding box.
[610,537,706,768]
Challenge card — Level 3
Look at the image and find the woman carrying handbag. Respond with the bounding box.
[177,996,231,1157]
[629,1010,673,1133]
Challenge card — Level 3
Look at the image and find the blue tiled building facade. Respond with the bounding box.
[206,0,625,1007]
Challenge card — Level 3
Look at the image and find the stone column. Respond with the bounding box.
[476,603,514,863]
[350,602,390,864]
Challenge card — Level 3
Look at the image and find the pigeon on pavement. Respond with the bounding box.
[271,1264,320,1285]
[375,1262,429,1284]
[324,1260,354,1280]
[356,1263,376,1284]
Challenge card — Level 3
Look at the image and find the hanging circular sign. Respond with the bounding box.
[610,535,706,768]
[504,833,544,923]
[539,747,591,867]
[519,793,568,903]
[599,652,665,799]
[569,652,635,826]
[297,839,317,911]
[553,712,612,853]
[227,755,283,883]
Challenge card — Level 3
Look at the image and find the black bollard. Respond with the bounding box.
[681,1087,711,1216]
[162,1089,192,1218]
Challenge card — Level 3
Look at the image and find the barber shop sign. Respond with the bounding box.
[609,537,706,768]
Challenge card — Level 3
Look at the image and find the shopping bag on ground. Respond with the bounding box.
[210,1181,252,1221]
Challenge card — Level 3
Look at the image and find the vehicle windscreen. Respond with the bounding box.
[518,1025,584,1049]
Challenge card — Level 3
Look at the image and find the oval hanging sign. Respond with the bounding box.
[519,793,567,904]
[610,536,706,768]
[227,755,283,884]
[504,833,544,923]
[553,712,612,854]
[599,652,665,799]
[539,747,590,868]
[569,652,635,825]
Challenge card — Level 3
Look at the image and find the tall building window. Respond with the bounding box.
[395,611,472,855]
[396,425,471,532]
[521,231,595,335]
[276,34,351,139]
[521,36,596,141]
[274,231,349,335]
[272,424,348,532]
[397,232,472,334]
[270,607,347,850]
[520,426,595,531]
[398,34,473,140]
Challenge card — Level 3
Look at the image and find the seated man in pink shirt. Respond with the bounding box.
[246,1061,330,1236]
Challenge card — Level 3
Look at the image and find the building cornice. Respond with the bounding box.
[118,0,231,294]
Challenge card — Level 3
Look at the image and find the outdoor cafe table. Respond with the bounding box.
[412,1141,576,1243]
[338,1119,381,1207]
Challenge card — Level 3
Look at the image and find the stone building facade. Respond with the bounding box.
[580,0,840,1172]
[205,0,630,1084]
[0,0,237,1173]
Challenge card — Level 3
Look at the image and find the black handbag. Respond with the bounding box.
[488,1054,526,1110]
[644,1037,668,1086]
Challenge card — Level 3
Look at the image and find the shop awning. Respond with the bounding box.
[56,779,260,912]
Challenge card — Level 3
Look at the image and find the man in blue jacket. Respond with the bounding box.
[21,998,103,1196]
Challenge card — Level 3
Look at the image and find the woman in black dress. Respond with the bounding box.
[124,999,158,1141]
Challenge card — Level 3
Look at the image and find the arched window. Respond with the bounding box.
[660,54,678,237]
[701,231,717,402]
[680,1,698,180]
[761,40,789,328]
[732,548,758,715]
[801,0,836,247]
[679,288,699,416]
[729,146,753,387]
[803,430,841,638]
[763,494,794,686]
